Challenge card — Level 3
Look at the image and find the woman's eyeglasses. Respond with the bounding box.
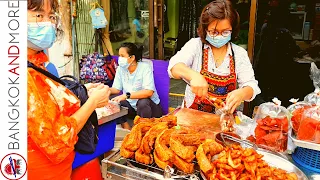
[207,30,232,37]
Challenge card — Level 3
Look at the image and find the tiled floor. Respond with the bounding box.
[169,79,186,108]
[169,79,186,94]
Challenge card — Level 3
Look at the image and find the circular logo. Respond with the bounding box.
[0,153,27,180]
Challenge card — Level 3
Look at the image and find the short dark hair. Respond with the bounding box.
[28,0,59,13]
[197,0,240,44]
[28,0,63,39]
[120,43,144,62]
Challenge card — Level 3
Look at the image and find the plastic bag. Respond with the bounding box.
[220,113,235,132]
[297,106,320,144]
[96,101,121,119]
[287,98,312,134]
[233,111,256,139]
[304,62,320,105]
[254,98,289,152]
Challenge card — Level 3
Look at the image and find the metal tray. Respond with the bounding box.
[102,150,202,180]
[200,140,308,180]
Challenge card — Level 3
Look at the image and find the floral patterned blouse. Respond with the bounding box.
[27,52,80,179]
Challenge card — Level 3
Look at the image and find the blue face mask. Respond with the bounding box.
[118,56,133,69]
[206,34,231,48]
[28,22,56,51]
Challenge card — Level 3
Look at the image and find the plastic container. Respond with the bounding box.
[292,147,320,173]
[290,131,320,151]
[254,98,289,152]
[287,100,312,134]
[297,106,320,144]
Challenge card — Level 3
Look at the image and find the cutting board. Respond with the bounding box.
[174,108,222,139]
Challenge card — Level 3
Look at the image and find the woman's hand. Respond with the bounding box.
[189,72,209,99]
[89,84,111,108]
[85,83,102,91]
[226,89,245,113]
[111,94,127,103]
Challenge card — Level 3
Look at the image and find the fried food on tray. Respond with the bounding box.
[170,130,201,162]
[172,154,195,174]
[133,115,177,127]
[122,122,154,151]
[154,150,173,169]
[135,122,169,164]
[135,148,154,164]
[141,122,170,154]
[120,134,135,158]
[155,129,175,162]
[196,139,224,174]
[199,144,298,180]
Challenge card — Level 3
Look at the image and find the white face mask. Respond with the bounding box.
[118,56,133,69]
[27,22,56,51]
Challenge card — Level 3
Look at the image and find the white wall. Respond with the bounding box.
[47,38,74,76]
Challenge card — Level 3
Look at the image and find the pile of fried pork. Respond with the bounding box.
[120,115,298,180]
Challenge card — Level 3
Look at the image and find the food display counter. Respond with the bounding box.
[100,108,320,180]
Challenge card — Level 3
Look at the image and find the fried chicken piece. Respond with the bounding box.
[141,122,169,154]
[170,138,195,161]
[133,115,177,127]
[172,154,194,174]
[154,150,173,170]
[122,122,154,151]
[120,134,135,158]
[169,132,201,161]
[286,173,298,180]
[135,148,153,164]
[154,129,175,162]
[158,115,178,128]
[196,139,224,174]
[133,116,157,125]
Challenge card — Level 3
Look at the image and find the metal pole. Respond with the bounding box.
[71,0,78,78]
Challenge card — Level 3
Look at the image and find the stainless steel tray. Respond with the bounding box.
[102,150,201,180]
[200,148,308,180]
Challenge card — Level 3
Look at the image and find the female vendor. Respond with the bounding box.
[110,43,162,129]
[168,0,260,114]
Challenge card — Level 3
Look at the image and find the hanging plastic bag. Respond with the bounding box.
[297,106,320,144]
[304,62,320,105]
[89,3,108,29]
[253,98,289,152]
[287,98,312,134]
